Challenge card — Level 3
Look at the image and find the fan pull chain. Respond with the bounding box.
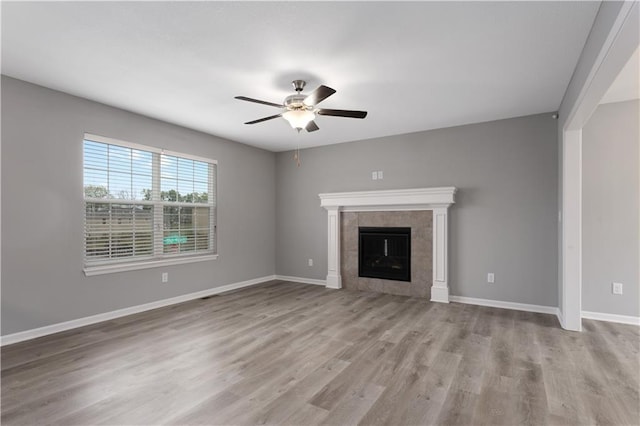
[294,129,301,167]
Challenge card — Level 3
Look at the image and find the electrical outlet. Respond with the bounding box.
[487,273,495,283]
[372,171,378,180]
[378,171,384,180]
[612,282,623,295]
[308,259,313,267]
[162,272,168,283]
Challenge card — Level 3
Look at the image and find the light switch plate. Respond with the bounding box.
[487,273,495,283]
[378,171,383,180]
[612,282,623,295]
[372,171,378,180]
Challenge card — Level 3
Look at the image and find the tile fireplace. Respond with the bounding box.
[319,187,456,303]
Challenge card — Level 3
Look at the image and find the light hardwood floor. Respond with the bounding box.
[1,280,639,425]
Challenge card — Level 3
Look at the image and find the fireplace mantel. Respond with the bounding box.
[319,187,457,303]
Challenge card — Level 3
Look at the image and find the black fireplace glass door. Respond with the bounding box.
[358,227,411,282]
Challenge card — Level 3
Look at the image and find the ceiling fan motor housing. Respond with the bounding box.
[284,94,310,110]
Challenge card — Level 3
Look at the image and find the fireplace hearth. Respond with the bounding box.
[358,227,411,282]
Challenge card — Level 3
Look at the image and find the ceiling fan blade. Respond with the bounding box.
[305,120,319,132]
[244,114,282,125]
[304,85,336,106]
[317,109,368,119]
[235,96,283,108]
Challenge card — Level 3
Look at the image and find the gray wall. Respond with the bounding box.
[582,100,639,317]
[1,76,276,335]
[276,113,559,307]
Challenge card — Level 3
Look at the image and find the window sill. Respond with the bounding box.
[84,254,219,276]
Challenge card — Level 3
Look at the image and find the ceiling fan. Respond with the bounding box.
[235,80,367,132]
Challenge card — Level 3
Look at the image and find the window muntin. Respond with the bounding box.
[83,135,216,268]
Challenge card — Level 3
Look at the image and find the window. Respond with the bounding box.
[83,134,217,275]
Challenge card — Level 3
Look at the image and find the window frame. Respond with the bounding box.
[82,133,218,276]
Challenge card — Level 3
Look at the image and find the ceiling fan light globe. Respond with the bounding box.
[282,109,316,129]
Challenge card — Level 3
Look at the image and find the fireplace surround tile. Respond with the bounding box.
[340,211,433,298]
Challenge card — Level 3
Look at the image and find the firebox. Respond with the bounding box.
[358,227,411,282]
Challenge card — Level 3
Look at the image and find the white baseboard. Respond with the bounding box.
[0,275,277,347]
[582,310,640,326]
[450,295,559,316]
[557,309,566,329]
[275,275,326,286]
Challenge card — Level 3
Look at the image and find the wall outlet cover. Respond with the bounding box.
[371,171,378,180]
[378,171,384,179]
[487,273,495,283]
[308,259,313,266]
[162,272,168,283]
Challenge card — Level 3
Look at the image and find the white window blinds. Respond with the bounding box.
[83,134,217,267]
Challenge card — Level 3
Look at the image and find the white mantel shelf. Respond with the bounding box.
[319,187,457,303]
[319,187,457,210]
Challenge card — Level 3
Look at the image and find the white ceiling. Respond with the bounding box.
[2,1,599,152]
[600,46,640,105]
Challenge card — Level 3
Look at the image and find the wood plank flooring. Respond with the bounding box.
[2,280,639,425]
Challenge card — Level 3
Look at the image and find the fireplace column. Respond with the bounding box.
[430,207,450,303]
[325,206,342,289]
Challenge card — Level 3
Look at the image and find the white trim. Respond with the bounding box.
[325,206,342,289]
[84,254,219,276]
[450,295,559,316]
[275,275,326,286]
[557,309,566,329]
[319,187,456,210]
[325,275,342,290]
[0,275,276,347]
[431,207,449,302]
[562,1,639,131]
[582,311,640,326]
[340,205,450,212]
[431,287,450,304]
[561,129,583,331]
